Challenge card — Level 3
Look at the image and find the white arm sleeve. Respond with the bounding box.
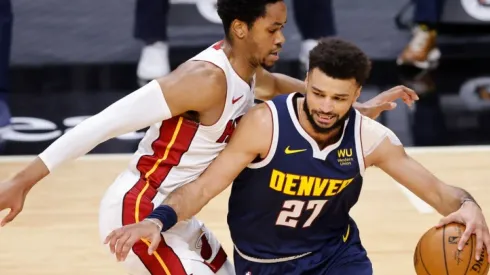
[360,116,402,157]
[38,80,172,171]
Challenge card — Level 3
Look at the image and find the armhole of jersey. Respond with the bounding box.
[189,52,232,132]
[354,110,366,177]
[247,101,279,169]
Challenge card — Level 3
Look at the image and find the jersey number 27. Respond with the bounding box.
[275,200,327,228]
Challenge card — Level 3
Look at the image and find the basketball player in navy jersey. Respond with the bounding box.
[105,40,490,274]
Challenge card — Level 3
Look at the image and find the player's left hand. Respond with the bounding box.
[436,201,490,263]
[104,220,162,262]
[357,85,419,119]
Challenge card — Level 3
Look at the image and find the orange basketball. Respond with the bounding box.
[414,223,489,275]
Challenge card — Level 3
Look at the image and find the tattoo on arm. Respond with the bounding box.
[454,186,480,209]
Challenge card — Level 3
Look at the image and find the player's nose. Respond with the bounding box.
[319,97,335,113]
[274,30,286,46]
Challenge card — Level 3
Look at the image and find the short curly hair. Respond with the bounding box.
[308,38,371,86]
[217,0,283,41]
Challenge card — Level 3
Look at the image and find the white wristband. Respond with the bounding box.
[145,218,163,232]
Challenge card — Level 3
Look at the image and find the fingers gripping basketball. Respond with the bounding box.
[414,223,489,275]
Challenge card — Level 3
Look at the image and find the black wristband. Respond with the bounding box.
[146,205,178,232]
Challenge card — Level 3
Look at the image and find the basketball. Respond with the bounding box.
[414,223,489,275]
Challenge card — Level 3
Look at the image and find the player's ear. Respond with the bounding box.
[354,86,361,101]
[231,19,248,40]
[304,72,309,88]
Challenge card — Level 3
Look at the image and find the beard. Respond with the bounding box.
[260,62,274,70]
[302,95,352,134]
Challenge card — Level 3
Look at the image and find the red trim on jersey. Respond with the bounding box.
[132,239,187,275]
[203,247,228,273]
[121,116,199,275]
[212,40,224,50]
[137,117,199,190]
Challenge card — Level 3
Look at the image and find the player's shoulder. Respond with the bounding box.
[159,60,227,99]
[359,114,393,136]
[358,114,402,156]
[231,101,274,155]
[241,101,273,129]
[153,59,228,113]
[179,59,227,85]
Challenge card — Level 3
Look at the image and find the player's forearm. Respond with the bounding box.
[162,182,211,222]
[38,80,171,172]
[11,157,50,189]
[438,185,480,216]
[273,73,305,95]
[352,102,364,112]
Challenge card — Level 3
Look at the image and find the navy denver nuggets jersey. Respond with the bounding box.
[228,93,366,259]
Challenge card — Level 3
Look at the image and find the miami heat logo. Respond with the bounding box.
[216,115,243,143]
[195,231,213,260]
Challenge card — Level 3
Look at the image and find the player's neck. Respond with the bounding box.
[297,99,342,150]
[222,41,257,86]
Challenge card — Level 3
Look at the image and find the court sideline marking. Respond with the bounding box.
[0,145,488,163]
[0,145,488,214]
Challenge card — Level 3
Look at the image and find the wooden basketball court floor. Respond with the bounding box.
[0,146,489,275]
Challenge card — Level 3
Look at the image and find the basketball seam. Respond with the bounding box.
[443,226,450,275]
[419,233,431,275]
[463,235,474,274]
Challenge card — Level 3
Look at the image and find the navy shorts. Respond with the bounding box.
[233,222,372,275]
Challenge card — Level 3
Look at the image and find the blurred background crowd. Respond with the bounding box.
[0,0,489,154]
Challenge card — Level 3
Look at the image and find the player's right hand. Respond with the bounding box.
[436,200,490,263]
[104,220,162,262]
[0,180,30,226]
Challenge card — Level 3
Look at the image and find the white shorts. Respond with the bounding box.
[98,170,234,275]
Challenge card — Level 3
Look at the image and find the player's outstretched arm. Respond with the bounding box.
[160,103,272,222]
[367,138,490,262]
[0,61,227,226]
[254,67,419,119]
[253,66,305,101]
[103,103,273,261]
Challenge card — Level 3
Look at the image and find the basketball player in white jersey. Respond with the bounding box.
[0,1,418,274]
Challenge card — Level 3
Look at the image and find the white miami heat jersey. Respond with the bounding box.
[126,40,255,199]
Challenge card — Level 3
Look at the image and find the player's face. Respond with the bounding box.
[246,2,287,68]
[303,68,361,133]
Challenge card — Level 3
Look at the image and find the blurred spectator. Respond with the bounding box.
[294,0,335,71]
[0,0,12,133]
[397,0,444,69]
[133,0,337,83]
[134,0,170,86]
